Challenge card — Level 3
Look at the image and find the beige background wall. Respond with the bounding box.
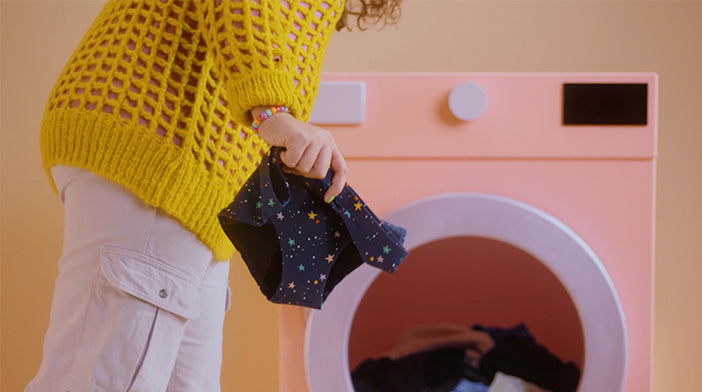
[2,1,701,391]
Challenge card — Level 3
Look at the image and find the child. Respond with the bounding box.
[26,1,400,391]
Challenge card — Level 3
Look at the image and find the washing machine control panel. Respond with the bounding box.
[309,73,657,160]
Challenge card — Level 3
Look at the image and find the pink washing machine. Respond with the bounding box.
[278,73,656,392]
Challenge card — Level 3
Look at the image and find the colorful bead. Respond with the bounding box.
[251,106,289,131]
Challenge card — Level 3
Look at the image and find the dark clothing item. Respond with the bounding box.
[352,348,490,392]
[219,147,408,309]
[351,324,580,392]
[474,324,581,392]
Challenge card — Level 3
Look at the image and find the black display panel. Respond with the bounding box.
[563,83,648,125]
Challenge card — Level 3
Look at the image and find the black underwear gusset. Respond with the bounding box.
[218,147,409,309]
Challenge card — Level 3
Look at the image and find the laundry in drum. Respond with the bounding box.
[218,147,409,309]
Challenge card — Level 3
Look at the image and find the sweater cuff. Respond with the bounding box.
[227,69,302,127]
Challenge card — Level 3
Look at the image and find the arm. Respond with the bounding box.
[196,1,347,200]
[377,324,495,362]
[196,0,300,125]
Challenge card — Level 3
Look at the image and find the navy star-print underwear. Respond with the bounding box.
[219,147,409,309]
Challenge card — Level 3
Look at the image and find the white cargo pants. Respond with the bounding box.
[26,166,231,392]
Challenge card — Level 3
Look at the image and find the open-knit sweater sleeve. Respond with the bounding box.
[198,0,343,123]
[196,1,301,126]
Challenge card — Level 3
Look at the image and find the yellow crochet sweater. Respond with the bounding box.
[41,0,344,261]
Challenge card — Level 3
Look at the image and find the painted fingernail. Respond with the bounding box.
[326,196,335,203]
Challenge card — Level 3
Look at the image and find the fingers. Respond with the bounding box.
[295,143,323,177]
[465,349,482,368]
[279,143,304,170]
[280,142,327,178]
[474,331,495,354]
[310,144,332,179]
[323,148,348,202]
[255,112,347,201]
[283,143,346,203]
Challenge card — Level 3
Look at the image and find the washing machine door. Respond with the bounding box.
[305,193,627,392]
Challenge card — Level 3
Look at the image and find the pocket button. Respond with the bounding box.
[159,289,169,298]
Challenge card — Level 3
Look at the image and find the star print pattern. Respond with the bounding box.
[218,147,409,309]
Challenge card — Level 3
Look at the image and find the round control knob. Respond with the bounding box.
[448,82,487,121]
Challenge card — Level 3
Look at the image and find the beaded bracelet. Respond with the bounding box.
[251,106,289,131]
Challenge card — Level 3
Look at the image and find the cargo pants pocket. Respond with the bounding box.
[61,245,204,392]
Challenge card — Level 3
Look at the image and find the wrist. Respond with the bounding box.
[249,106,267,119]
[250,105,290,132]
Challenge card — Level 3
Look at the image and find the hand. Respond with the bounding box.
[251,107,348,202]
[375,324,495,362]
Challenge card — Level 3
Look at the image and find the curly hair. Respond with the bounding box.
[336,0,402,31]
